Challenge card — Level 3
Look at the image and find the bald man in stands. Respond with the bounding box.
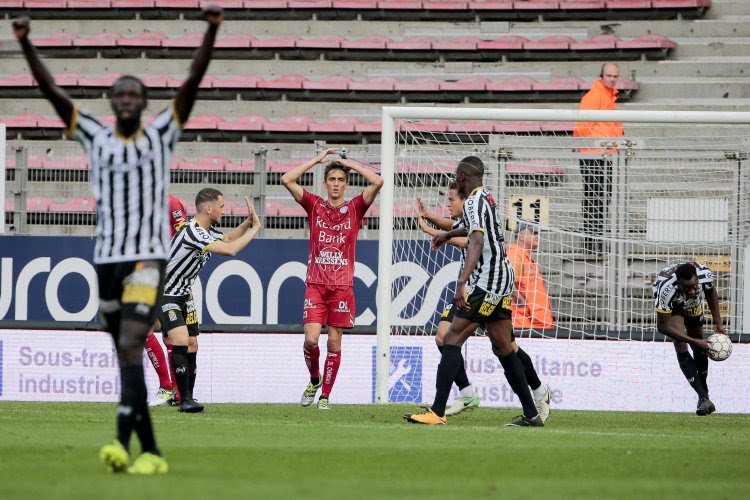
[573,62,623,255]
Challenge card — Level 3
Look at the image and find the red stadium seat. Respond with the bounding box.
[68,0,113,6]
[559,0,604,8]
[387,36,435,51]
[532,76,585,91]
[37,116,65,128]
[288,0,333,8]
[242,0,288,7]
[395,77,443,92]
[477,35,528,50]
[264,115,313,132]
[140,73,169,88]
[468,0,512,9]
[617,34,676,49]
[607,0,652,9]
[50,197,96,213]
[215,34,256,48]
[178,197,196,215]
[156,0,200,7]
[111,0,156,7]
[217,115,268,131]
[117,32,167,47]
[377,0,422,9]
[266,159,296,172]
[309,116,358,133]
[24,0,66,7]
[615,78,639,90]
[257,74,308,90]
[76,32,120,47]
[540,121,575,133]
[184,114,223,130]
[302,75,353,91]
[486,76,536,91]
[296,35,346,49]
[439,76,489,91]
[178,156,227,171]
[332,0,378,8]
[349,76,398,91]
[25,152,48,168]
[0,74,35,87]
[211,75,260,89]
[78,74,120,87]
[446,120,495,133]
[570,34,619,50]
[422,0,468,10]
[524,35,575,50]
[222,198,248,216]
[265,198,306,217]
[353,119,381,133]
[3,114,41,128]
[494,121,542,133]
[340,35,391,50]
[27,197,53,213]
[251,35,299,49]
[399,120,450,133]
[163,33,205,48]
[432,36,480,51]
[514,1,560,9]
[652,0,711,7]
[34,32,78,47]
[0,1,24,7]
[223,158,252,171]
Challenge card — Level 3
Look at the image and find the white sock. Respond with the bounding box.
[459,385,474,398]
[531,384,547,400]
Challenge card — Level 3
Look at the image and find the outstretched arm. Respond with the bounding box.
[417,214,467,248]
[281,148,336,203]
[416,197,454,231]
[174,5,223,125]
[338,158,384,206]
[12,17,74,127]
[208,197,261,257]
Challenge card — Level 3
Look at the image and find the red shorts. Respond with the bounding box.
[303,284,355,328]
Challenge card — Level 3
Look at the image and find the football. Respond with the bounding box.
[706,333,733,362]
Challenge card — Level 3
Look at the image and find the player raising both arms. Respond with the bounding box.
[653,262,724,415]
[13,5,223,473]
[282,149,383,409]
[406,156,542,426]
[160,189,260,413]
[417,185,551,421]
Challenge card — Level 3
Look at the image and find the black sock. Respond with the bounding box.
[516,348,541,390]
[498,351,538,419]
[692,348,709,397]
[676,351,708,399]
[128,368,159,455]
[438,345,470,390]
[117,365,145,452]
[431,345,462,417]
[187,352,197,396]
[172,345,191,400]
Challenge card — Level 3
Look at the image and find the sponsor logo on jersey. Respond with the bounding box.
[314,247,349,270]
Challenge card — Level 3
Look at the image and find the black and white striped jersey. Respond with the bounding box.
[163,219,224,297]
[652,262,714,313]
[461,186,513,296]
[66,104,181,264]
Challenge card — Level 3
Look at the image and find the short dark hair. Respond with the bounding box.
[112,75,148,102]
[447,181,466,199]
[324,160,350,180]
[676,263,698,281]
[195,188,223,212]
[457,156,485,176]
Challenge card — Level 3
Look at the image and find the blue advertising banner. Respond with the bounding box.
[0,236,462,326]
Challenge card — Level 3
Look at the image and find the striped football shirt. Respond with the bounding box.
[652,261,714,313]
[163,219,224,297]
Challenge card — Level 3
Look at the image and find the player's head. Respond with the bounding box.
[323,160,350,202]
[455,156,484,193]
[514,221,540,249]
[599,62,619,89]
[446,181,466,219]
[675,263,700,297]
[195,187,224,224]
[110,75,148,125]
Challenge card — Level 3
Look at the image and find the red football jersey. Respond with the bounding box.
[168,194,188,238]
[299,189,370,286]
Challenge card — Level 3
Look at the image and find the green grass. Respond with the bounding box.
[1,403,749,500]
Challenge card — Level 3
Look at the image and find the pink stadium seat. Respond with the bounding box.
[37,116,65,128]
[27,197,53,213]
[353,119,381,133]
[477,35,528,50]
[333,0,378,8]
[540,121,575,133]
[395,77,443,92]
[257,74,308,90]
[309,116,358,133]
[68,0,113,6]
[607,0,651,9]
[215,34,256,48]
[559,0,605,8]
[532,76,585,91]
[399,120,450,133]
[302,75,353,91]
[570,34,619,50]
[217,115,268,131]
[440,76,489,91]
[242,0,289,7]
[516,1,560,8]
[184,114,223,130]
[111,0,156,7]
[652,0,711,7]
[340,35,390,50]
[349,76,398,91]
[422,0,468,9]
[433,36,480,51]
[377,0,422,9]
[288,0,333,8]
[140,74,168,88]
[211,75,259,89]
[468,0,513,10]
[50,197,96,213]
[524,35,575,50]
[615,78,639,90]
[296,35,346,49]
[486,76,536,91]
[221,198,247,216]
[494,121,542,133]
[0,1,24,7]
[446,120,495,133]
[617,34,676,49]
[387,36,435,51]
[24,0,66,7]
[78,74,120,87]
[266,159,296,173]
[3,114,41,128]
[251,35,298,49]
[265,199,306,217]
[117,32,167,47]
[178,197,196,215]
[264,115,313,132]
[223,158,251,171]
[0,74,35,87]
[34,32,78,47]
[178,156,227,171]
[76,32,120,47]
[156,0,200,7]
[26,152,48,168]
[163,33,205,48]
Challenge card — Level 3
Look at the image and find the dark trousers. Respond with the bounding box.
[580,158,612,253]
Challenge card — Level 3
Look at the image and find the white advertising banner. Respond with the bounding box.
[1,330,749,413]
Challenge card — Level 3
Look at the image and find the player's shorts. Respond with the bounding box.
[159,294,200,337]
[303,283,355,329]
[438,303,514,340]
[96,260,165,326]
[671,302,705,327]
[455,285,512,324]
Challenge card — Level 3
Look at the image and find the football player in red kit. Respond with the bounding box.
[282,149,383,409]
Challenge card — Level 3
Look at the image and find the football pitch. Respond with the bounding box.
[1,402,749,500]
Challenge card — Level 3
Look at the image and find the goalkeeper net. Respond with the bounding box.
[375,107,750,412]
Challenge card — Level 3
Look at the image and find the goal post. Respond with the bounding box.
[376,106,750,407]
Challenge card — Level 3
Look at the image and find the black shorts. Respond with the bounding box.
[159,294,200,337]
[96,260,165,325]
[455,285,512,324]
[438,304,515,340]
[671,302,705,327]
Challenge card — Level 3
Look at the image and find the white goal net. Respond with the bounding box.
[375,107,750,412]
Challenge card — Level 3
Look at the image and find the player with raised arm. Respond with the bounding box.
[282,149,383,409]
[417,185,551,421]
[160,189,260,413]
[653,262,724,415]
[405,156,542,426]
[12,5,223,473]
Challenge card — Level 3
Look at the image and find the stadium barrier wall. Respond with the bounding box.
[1,329,749,413]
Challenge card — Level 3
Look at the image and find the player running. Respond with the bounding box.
[160,189,260,413]
[417,184,551,421]
[12,5,223,473]
[405,156,542,426]
[653,262,723,415]
[282,148,383,409]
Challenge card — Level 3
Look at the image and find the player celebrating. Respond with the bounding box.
[652,262,723,415]
[282,148,383,409]
[160,189,260,413]
[405,156,542,426]
[12,5,223,473]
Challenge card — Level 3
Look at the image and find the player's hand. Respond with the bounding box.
[714,322,727,335]
[416,197,428,218]
[202,4,224,26]
[692,338,710,351]
[244,196,260,227]
[431,231,449,251]
[417,215,429,233]
[12,17,30,41]
[315,147,337,163]
[454,281,469,311]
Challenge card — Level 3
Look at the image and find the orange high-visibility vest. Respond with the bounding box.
[506,243,555,330]
[573,80,623,154]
